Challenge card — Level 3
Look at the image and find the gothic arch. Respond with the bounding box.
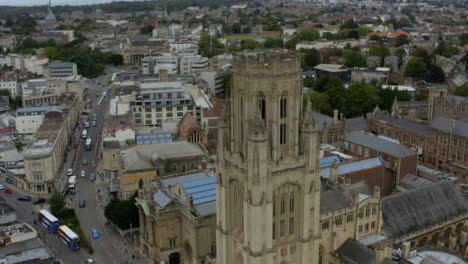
[272,183,302,243]
[258,91,266,120]
[227,179,244,240]
[184,242,193,264]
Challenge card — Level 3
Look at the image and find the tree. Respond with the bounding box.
[454,85,468,97]
[396,17,411,28]
[324,76,346,113]
[394,48,406,69]
[49,190,66,216]
[425,64,445,83]
[406,57,427,79]
[442,45,459,58]
[395,35,409,47]
[241,39,260,50]
[344,49,367,68]
[341,19,358,29]
[306,91,331,115]
[198,34,224,57]
[303,76,316,89]
[263,37,283,48]
[369,44,390,66]
[344,82,380,117]
[105,193,140,230]
[232,23,241,34]
[140,25,154,35]
[303,48,321,69]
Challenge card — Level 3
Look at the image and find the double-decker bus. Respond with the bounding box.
[58,225,80,251]
[37,209,60,233]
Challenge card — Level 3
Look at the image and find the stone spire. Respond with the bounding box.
[303,100,317,128]
[249,106,266,135]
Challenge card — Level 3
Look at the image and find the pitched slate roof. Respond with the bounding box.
[320,157,385,179]
[381,181,468,238]
[372,115,430,134]
[320,181,371,213]
[346,131,416,158]
[430,116,468,138]
[309,112,333,130]
[345,116,369,132]
[336,238,376,264]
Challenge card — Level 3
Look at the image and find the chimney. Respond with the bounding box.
[450,119,456,134]
[189,196,194,208]
[401,241,411,259]
[201,158,208,170]
[159,69,168,82]
[329,163,339,184]
[333,110,339,125]
[373,185,381,198]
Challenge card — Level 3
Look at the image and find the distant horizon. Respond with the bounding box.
[0,0,139,7]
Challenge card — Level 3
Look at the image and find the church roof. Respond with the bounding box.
[381,181,468,238]
[430,116,468,138]
[336,238,376,264]
[309,111,333,130]
[320,181,371,213]
[346,131,416,158]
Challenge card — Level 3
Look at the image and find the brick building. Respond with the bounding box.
[368,112,468,182]
[344,131,418,183]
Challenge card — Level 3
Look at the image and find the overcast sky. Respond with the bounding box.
[0,0,137,6]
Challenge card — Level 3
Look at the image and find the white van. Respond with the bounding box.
[82,130,88,138]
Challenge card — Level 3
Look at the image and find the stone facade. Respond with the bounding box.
[216,51,383,264]
[428,89,468,122]
[23,93,80,195]
[369,112,468,182]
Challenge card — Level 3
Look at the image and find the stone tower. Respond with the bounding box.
[216,51,321,264]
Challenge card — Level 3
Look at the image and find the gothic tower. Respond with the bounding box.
[216,51,321,264]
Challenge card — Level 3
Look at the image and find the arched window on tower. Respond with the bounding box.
[258,92,266,120]
[280,91,287,145]
[280,91,287,119]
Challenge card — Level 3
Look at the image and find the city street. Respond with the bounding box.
[0,69,141,264]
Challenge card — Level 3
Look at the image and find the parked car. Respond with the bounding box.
[17,195,31,201]
[92,120,96,127]
[89,173,95,182]
[83,259,95,264]
[67,168,73,176]
[5,178,13,184]
[33,198,46,204]
[0,184,4,190]
[79,200,86,208]
[61,188,69,197]
[91,227,100,239]
[80,170,86,178]
[5,189,12,194]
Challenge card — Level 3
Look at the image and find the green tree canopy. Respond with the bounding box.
[303,48,321,69]
[344,82,380,117]
[263,37,283,49]
[305,91,331,115]
[343,49,367,68]
[454,85,468,97]
[324,76,346,113]
[104,193,140,230]
[395,35,409,47]
[140,25,154,35]
[49,190,66,216]
[198,34,224,57]
[406,57,428,79]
